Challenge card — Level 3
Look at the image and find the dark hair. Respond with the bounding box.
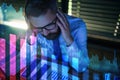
[25,0,57,17]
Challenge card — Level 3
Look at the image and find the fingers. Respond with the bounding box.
[56,12,66,30]
[57,9,68,26]
[56,9,69,30]
[57,18,64,32]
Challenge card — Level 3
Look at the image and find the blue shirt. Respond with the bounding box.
[35,15,89,72]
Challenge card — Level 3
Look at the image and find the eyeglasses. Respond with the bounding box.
[30,17,57,32]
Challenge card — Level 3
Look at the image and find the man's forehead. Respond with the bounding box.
[29,10,56,27]
[29,16,50,27]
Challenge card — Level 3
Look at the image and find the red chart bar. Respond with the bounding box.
[20,38,26,80]
[20,38,26,69]
[0,38,6,74]
[10,34,16,80]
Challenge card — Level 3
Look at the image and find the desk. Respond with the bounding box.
[1,56,119,80]
[21,56,80,80]
[21,56,120,80]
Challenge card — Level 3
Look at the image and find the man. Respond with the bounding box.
[25,0,89,72]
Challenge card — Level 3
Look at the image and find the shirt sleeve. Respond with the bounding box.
[66,20,89,72]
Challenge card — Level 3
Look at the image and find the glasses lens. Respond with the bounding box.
[46,24,55,30]
[45,18,57,30]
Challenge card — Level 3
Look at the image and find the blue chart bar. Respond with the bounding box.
[26,42,31,80]
[104,73,111,80]
[83,69,89,80]
[93,73,99,80]
[5,34,10,80]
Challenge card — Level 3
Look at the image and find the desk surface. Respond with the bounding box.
[29,56,120,80]
[21,56,80,80]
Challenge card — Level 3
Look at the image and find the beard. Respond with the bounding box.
[42,27,61,40]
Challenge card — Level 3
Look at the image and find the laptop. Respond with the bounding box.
[21,58,79,80]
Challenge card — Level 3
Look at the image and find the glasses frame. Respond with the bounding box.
[30,17,57,32]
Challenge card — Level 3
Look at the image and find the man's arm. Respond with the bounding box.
[56,10,89,72]
[67,21,89,72]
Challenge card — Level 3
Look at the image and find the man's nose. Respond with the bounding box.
[42,29,49,36]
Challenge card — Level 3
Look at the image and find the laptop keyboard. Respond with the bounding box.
[47,71,71,80]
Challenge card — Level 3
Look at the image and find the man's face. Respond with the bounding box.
[29,10,60,40]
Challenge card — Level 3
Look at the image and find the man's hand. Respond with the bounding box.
[56,9,73,46]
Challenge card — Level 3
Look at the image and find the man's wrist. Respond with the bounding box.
[66,37,73,46]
